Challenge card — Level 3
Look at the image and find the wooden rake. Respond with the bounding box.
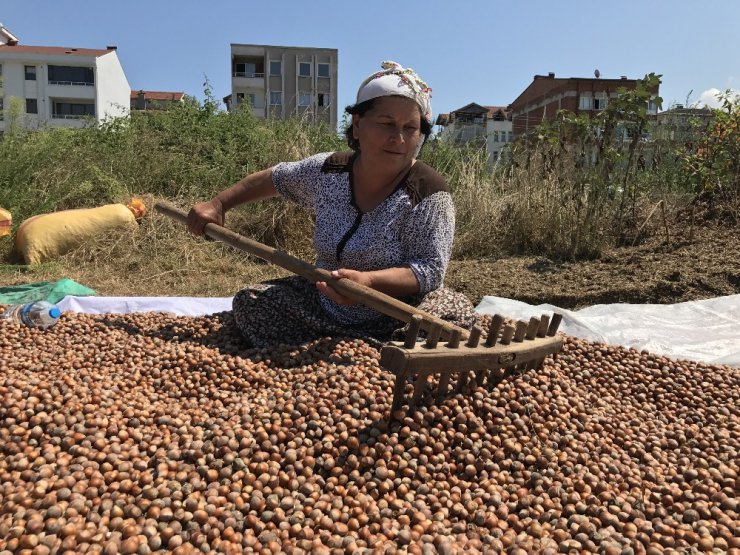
[381,312,563,414]
[155,200,564,414]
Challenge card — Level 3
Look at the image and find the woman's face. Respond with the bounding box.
[352,96,423,170]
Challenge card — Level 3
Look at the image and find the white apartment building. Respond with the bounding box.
[436,103,513,164]
[225,43,338,129]
[0,24,130,131]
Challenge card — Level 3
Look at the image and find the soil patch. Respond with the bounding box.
[446,224,740,309]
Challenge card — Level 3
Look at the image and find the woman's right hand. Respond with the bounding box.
[186,198,225,236]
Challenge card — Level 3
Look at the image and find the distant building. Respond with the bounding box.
[0,23,19,46]
[225,43,338,129]
[436,103,513,163]
[654,105,714,144]
[509,72,660,138]
[131,90,185,111]
[0,24,130,131]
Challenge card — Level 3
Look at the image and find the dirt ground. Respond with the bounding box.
[446,224,740,309]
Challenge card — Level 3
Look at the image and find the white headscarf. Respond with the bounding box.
[355,61,433,124]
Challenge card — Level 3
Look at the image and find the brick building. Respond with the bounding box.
[509,72,660,138]
[130,90,185,111]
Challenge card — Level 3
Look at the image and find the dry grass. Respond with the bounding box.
[0,197,295,297]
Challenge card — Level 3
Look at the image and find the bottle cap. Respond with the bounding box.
[49,308,62,319]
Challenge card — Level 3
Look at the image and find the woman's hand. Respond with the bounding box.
[187,198,225,236]
[316,269,373,305]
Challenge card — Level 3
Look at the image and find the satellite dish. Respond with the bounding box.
[594,69,601,78]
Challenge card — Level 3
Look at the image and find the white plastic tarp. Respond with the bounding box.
[58,296,233,317]
[476,295,740,367]
[57,294,740,367]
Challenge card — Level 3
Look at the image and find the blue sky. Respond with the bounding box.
[3,0,739,124]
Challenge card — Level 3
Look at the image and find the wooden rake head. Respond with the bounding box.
[380,313,564,416]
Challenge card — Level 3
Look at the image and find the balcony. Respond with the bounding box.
[46,83,96,99]
[51,113,91,120]
[233,72,264,79]
[48,80,94,86]
[233,58,265,88]
[48,65,95,88]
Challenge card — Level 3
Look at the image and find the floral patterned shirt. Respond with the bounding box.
[272,151,455,324]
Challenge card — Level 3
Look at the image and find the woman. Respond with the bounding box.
[187,61,476,346]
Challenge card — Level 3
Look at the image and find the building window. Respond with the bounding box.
[236,92,245,103]
[647,98,658,114]
[593,95,607,110]
[48,65,95,86]
[53,101,95,118]
[270,61,282,76]
[492,131,499,142]
[318,93,330,107]
[579,95,592,110]
[269,91,282,106]
[508,131,513,142]
[0,98,3,121]
[317,63,330,78]
[234,62,263,78]
[25,66,37,80]
[26,98,38,114]
[298,92,311,107]
[299,62,311,77]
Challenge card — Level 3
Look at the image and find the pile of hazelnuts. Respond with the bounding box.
[0,310,737,554]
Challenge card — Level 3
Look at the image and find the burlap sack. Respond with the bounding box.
[15,201,145,264]
[0,208,11,238]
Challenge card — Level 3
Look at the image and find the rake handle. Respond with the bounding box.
[155,200,469,341]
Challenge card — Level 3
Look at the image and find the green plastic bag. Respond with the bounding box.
[0,278,96,305]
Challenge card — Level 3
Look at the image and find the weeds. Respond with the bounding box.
[0,85,737,295]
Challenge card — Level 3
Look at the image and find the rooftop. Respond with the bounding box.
[0,44,116,57]
[131,91,185,101]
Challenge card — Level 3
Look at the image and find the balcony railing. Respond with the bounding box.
[233,72,264,78]
[48,80,94,86]
[52,113,93,120]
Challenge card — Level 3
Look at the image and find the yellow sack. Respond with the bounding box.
[0,208,11,238]
[15,199,146,264]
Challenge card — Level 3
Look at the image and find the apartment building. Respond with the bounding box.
[436,103,513,163]
[225,43,338,129]
[654,105,713,144]
[509,72,660,138]
[131,90,185,111]
[0,25,130,131]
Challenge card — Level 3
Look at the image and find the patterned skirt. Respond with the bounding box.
[232,276,477,348]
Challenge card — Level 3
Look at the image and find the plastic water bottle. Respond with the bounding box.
[2,300,62,329]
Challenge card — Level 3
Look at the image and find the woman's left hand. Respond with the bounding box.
[316,269,373,305]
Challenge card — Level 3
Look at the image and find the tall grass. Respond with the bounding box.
[0,84,724,289]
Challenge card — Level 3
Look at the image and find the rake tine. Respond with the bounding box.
[446,329,462,349]
[475,364,488,387]
[409,374,428,409]
[547,313,563,336]
[391,371,408,413]
[525,317,540,340]
[436,373,452,402]
[488,368,506,391]
[466,325,482,348]
[485,314,504,347]
[500,325,515,345]
[513,321,528,342]
[519,317,542,370]
[455,369,470,393]
[537,315,550,338]
[404,314,424,348]
[425,323,442,349]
